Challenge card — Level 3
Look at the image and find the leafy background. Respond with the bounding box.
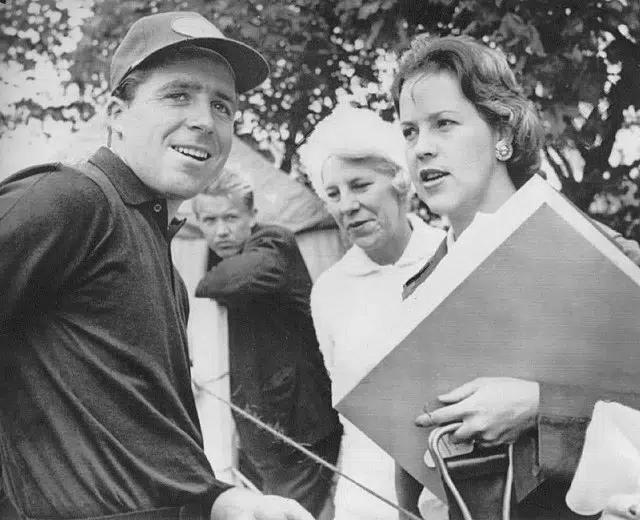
[1,0,639,238]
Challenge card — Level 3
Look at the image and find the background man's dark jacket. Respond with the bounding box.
[195,224,340,460]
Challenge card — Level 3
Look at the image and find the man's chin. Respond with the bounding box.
[167,159,228,197]
[161,178,215,202]
[213,247,239,258]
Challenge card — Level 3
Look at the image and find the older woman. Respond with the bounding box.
[391,34,640,518]
[300,106,446,519]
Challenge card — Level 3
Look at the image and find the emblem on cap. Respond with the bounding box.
[171,16,223,38]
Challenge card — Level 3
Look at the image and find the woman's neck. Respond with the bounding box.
[449,170,517,239]
[366,216,413,266]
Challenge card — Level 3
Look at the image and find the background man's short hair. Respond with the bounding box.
[194,169,255,214]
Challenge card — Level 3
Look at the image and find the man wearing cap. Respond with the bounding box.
[0,11,313,520]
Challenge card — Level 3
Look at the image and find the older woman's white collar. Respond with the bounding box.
[340,214,446,276]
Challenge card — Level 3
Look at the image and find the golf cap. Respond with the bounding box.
[110,11,269,94]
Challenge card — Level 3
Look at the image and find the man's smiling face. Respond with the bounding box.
[109,52,237,202]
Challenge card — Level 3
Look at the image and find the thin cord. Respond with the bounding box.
[428,424,473,520]
[428,424,514,520]
[195,381,423,520]
[502,444,514,520]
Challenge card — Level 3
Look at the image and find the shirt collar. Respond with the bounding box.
[88,147,159,206]
[340,214,446,276]
[167,217,187,241]
[447,211,494,249]
[88,147,186,240]
[397,214,446,268]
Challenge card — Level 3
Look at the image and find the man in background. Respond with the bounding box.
[0,11,313,520]
[193,170,343,520]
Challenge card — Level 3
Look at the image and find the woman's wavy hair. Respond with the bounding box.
[391,34,544,188]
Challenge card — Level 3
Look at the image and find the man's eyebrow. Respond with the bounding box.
[214,89,237,106]
[158,80,238,104]
[158,79,203,92]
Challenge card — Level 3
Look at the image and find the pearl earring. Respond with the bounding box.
[495,140,513,161]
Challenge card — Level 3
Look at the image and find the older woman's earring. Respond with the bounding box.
[495,141,513,161]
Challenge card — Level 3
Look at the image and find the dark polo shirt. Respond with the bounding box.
[0,147,230,518]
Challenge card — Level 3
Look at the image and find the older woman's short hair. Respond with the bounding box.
[391,35,544,189]
[299,105,413,200]
[193,168,255,215]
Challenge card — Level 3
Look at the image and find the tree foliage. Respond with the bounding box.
[336,0,640,237]
[1,0,639,238]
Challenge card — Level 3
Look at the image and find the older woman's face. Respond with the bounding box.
[399,70,506,219]
[321,156,405,256]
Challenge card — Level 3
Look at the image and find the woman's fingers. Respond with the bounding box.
[415,400,469,427]
[416,381,481,426]
[437,379,480,404]
[449,421,480,443]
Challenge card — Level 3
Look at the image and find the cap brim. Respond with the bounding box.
[167,37,269,94]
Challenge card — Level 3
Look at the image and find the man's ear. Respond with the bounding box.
[106,96,128,139]
[250,207,258,227]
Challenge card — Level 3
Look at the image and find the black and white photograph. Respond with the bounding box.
[1,1,640,519]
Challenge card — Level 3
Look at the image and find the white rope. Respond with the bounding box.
[194,381,423,520]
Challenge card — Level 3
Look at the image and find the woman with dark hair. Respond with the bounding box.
[392,34,640,518]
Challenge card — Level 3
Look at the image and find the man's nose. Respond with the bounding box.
[187,98,215,133]
[214,221,230,237]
